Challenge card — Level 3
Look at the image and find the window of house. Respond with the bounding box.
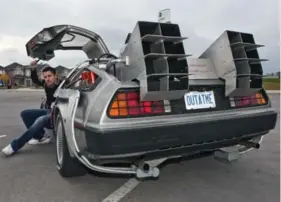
[25,70,31,76]
[15,68,23,75]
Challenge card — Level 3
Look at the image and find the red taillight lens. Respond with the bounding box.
[127,92,138,100]
[81,71,96,84]
[230,92,266,108]
[108,91,168,118]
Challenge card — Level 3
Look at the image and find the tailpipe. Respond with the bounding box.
[136,161,160,179]
[239,141,260,149]
[141,162,150,172]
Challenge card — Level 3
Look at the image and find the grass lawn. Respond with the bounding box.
[263,78,280,90]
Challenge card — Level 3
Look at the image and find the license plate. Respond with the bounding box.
[184,91,216,110]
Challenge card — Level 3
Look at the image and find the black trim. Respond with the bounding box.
[125,33,131,44]
[82,110,277,158]
[57,46,82,50]
[56,96,69,102]
[81,132,267,161]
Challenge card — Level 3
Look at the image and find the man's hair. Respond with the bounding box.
[42,66,56,75]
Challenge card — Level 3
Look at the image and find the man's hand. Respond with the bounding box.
[30,59,40,70]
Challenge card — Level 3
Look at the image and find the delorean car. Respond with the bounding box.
[25,17,277,179]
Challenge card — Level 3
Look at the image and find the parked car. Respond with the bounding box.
[25,19,277,179]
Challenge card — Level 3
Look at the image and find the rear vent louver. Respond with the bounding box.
[119,21,192,101]
[199,30,267,97]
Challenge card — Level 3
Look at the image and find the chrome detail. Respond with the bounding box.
[56,120,64,166]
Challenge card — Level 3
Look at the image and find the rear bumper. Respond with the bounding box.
[80,107,277,159]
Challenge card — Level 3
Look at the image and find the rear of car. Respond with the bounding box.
[82,84,277,160]
[82,22,278,160]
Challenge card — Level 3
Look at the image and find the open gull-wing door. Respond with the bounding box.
[26,25,110,61]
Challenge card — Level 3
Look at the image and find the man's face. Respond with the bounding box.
[42,71,57,87]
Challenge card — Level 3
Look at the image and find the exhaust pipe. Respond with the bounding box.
[135,161,160,179]
[140,162,150,173]
[239,141,260,149]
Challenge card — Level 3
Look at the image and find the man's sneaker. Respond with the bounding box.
[28,136,51,145]
[2,144,15,156]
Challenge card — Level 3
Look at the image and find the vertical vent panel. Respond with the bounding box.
[120,21,192,101]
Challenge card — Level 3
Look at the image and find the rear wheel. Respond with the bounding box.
[55,113,87,177]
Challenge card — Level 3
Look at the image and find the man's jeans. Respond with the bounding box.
[21,109,50,128]
[20,109,50,138]
[11,112,52,152]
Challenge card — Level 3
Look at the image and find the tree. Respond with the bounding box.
[0,73,10,82]
[0,74,11,88]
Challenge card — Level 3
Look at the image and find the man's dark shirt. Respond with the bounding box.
[31,69,61,109]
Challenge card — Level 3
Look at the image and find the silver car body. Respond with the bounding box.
[25,19,277,179]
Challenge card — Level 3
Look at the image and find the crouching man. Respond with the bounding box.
[21,60,61,145]
[2,63,61,156]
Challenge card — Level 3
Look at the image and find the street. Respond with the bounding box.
[0,91,279,202]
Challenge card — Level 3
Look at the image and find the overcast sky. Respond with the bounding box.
[0,0,279,73]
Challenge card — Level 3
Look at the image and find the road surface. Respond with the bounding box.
[0,91,279,202]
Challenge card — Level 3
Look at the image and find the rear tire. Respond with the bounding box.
[55,113,87,177]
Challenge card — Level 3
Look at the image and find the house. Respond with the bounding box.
[4,62,34,87]
[1,62,70,87]
[5,62,24,86]
[23,65,33,87]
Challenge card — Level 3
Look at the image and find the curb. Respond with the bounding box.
[4,89,44,92]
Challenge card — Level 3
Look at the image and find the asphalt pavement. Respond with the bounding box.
[0,91,279,202]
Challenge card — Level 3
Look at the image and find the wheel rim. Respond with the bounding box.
[56,120,64,166]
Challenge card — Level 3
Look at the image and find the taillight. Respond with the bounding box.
[229,92,267,108]
[108,90,171,118]
[81,71,96,84]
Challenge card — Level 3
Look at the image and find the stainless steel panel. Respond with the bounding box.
[199,30,267,96]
